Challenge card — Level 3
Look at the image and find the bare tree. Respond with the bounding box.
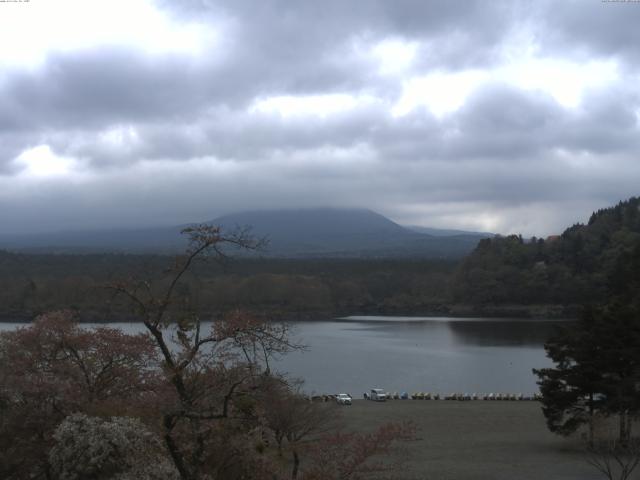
[302,421,417,480]
[108,225,300,480]
[260,380,339,479]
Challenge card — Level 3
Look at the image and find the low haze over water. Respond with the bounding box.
[0,316,563,395]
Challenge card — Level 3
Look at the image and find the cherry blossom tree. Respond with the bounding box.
[0,310,160,479]
[49,413,179,480]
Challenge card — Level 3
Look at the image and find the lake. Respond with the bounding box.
[0,316,565,396]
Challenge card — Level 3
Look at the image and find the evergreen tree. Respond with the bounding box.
[533,312,605,445]
[534,304,640,444]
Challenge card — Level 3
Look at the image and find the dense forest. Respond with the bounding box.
[453,196,640,312]
[1,197,639,321]
[0,253,457,321]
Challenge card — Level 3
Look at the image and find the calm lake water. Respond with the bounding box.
[0,316,565,396]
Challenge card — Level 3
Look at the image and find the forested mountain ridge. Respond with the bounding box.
[212,208,489,258]
[1,198,638,322]
[0,208,488,259]
[452,197,640,309]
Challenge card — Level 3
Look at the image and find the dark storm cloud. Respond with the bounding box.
[42,104,384,168]
[446,85,640,160]
[33,83,640,225]
[166,0,517,72]
[15,78,640,173]
[1,0,639,235]
[0,48,218,131]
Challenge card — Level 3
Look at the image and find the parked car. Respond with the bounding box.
[370,388,387,401]
[336,393,352,405]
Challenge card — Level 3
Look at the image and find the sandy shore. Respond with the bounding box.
[340,400,602,480]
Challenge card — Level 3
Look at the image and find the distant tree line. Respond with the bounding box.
[0,252,457,321]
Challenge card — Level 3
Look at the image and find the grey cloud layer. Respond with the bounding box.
[1,0,639,235]
[535,0,640,64]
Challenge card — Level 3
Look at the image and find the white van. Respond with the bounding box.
[370,388,387,401]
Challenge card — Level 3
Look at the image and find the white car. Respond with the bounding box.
[336,393,352,405]
[370,388,387,401]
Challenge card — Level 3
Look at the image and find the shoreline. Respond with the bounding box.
[0,303,578,323]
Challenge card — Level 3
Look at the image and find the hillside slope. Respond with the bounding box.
[0,208,489,258]
[212,208,486,258]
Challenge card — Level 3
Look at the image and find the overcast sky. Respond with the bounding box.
[1,0,639,236]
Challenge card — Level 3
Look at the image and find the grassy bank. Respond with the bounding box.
[341,400,602,480]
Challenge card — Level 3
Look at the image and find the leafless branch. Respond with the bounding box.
[585,438,640,480]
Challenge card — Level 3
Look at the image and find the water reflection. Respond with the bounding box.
[275,317,563,394]
[446,320,568,346]
[337,316,570,347]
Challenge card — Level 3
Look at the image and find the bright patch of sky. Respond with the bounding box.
[371,38,418,75]
[14,145,78,178]
[249,94,379,118]
[98,125,141,151]
[391,59,619,118]
[392,70,487,118]
[505,58,619,108]
[395,203,503,234]
[0,0,214,69]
